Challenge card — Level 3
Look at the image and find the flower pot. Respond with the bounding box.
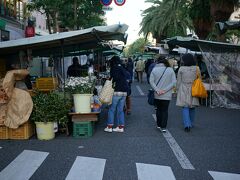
[35,122,55,140]
[73,94,92,113]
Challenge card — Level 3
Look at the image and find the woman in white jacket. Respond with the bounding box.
[150,56,176,132]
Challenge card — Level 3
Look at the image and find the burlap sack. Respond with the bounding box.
[0,88,8,104]
[2,69,33,128]
[3,69,29,98]
[4,88,33,129]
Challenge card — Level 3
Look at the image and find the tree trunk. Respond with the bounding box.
[193,19,213,39]
[46,12,52,34]
[210,0,235,22]
[55,12,60,33]
[74,0,77,30]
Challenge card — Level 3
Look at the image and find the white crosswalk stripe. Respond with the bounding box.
[209,171,240,180]
[1,150,239,180]
[65,156,106,180]
[0,150,49,180]
[136,163,176,180]
[0,147,2,149]
[136,85,145,95]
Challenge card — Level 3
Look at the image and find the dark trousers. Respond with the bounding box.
[154,99,170,128]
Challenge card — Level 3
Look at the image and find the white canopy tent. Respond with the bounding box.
[0,24,129,57]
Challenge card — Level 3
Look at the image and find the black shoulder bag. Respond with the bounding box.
[148,67,167,105]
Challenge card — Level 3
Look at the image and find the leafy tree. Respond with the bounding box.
[225,29,240,44]
[27,0,106,33]
[139,0,193,43]
[124,38,149,57]
[59,0,106,30]
[27,0,63,33]
[144,0,239,40]
[189,0,213,39]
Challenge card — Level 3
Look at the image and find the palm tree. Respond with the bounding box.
[173,0,239,40]
[189,0,213,39]
[139,0,193,43]
[210,0,239,22]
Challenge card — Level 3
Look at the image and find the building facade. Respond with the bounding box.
[0,0,48,42]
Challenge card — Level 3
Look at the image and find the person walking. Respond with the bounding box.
[125,58,134,114]
[135,57,145,83]
[176,53,200,132]
[104,56,129,133]
[126,57,134,81]
[145,59,153,83]
[150,56,176,132]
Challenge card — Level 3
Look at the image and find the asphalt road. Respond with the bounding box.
[0,79,240,180]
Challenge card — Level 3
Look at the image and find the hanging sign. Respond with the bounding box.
[114,0,126,6]
[100,0,112,6]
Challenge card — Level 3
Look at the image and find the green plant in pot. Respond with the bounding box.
[31,91,69,140]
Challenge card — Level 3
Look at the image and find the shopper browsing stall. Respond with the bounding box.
[104,56,129,133]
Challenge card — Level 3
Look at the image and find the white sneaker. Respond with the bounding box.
[161,129,166,133]
[113,127,124,133]
[104,127,113,133]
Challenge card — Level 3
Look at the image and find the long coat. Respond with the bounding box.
[176,66,200,107]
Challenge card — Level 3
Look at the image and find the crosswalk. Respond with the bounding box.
[0,150,49,180]
[0,150,239,180]
[66,156,106,180]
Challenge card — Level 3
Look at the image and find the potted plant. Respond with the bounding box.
[31,91,69,140]
[65,76,96,113]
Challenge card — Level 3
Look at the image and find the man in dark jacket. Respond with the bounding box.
[67,57,81,77]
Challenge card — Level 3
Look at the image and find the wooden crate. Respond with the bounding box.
[0,125,9,139]
[8,121,35,140]
[69,112,100,122]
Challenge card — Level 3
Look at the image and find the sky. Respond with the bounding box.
[105,0,151,45]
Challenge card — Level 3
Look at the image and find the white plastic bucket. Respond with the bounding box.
[35,122,55,140]
[73,94,92,113]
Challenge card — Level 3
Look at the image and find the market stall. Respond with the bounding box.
[166,36,240,109]
[0,24,129,139]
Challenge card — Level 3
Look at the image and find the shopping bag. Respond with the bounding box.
[147,89,155,106]
[192,68,208,98]
[99,79,114,105]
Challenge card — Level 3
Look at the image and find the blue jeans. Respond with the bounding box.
[182,107,195,128]
[107,95,126,126]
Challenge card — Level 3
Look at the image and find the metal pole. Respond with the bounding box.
[61,39,65,93]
